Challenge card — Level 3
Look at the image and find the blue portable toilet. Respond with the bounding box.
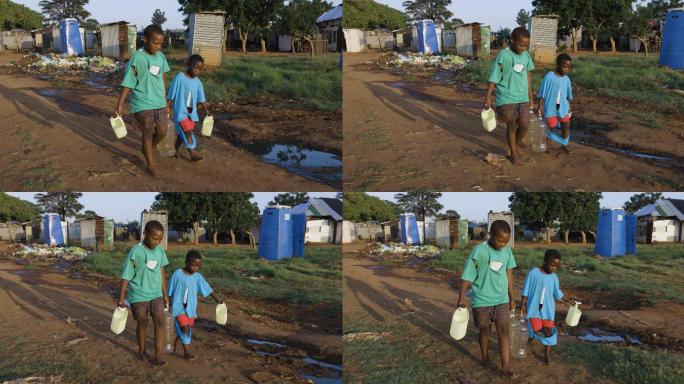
[660,8,684,70]
[59,18,84,55]
[595,209,627,257]
[258,206,293,261]
[292,213,306,257]
[625,214,637,255]
[416,20,440,54]
[43,213,65,246]
[400,213,421,245]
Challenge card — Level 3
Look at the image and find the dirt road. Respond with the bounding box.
[343,242,684,383]
[0,54,338,191]
[0,254,341,383]
[343,52,684,191]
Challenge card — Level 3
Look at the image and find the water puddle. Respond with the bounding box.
[573,130,681,169]
[36,89,59,97]
[578,328,641,344]
[10,270,29,275]
[247,339,286,348]
[302,376,342,384]
[82,73,111,90]
[238,142,342,188]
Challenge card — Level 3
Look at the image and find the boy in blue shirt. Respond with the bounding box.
[167,54,211,162]
[168,250,223,360]
[115,24,171,178]
[538,54,573,153]
[485,27,536,166]
[520,250,576,364]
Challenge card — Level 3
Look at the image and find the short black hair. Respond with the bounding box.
[556,53,572,67]
[144,24,164,38]
[511,27,530,40]
[144,220,164,234]
[490,220,511,235]
[544,249,561,263]
[188,54,204,67]
[186,250,202,264]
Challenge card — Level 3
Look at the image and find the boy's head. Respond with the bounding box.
[511,27,530,54]
[143,220,164,249]
[187,54,205,77]
[556,53,573,75]
[488,220,511,250]
[143,24,165,54]
[185,250,202,273]
[543,249,561,273]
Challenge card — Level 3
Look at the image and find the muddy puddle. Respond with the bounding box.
[235,141,342,188]
[246,338,342,384]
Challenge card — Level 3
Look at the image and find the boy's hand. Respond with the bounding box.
[117,299,126,308]
[484,94,493,109]
[520,307,526,319]
[114,104,123,117]
[164,296,170,309]
[537,105,543,118]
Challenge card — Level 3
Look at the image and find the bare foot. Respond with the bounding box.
[146,167,158,178]
[184,353,196,361]
[150,356,168,367]
[137,351,149,362]
[189,153,203,162]
[562,145,572,154]
[479,356,491,369]
[174,151,187,161]
[510,153,524,166]
[545,353,552,365]
[502,369,520,379]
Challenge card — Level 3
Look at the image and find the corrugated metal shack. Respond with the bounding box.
[100,21,136,60]
[188,11,226,66]
[529,15,558,64]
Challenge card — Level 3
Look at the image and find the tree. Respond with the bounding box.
[344,0,407,30]
[494,27,512,48]
[516,9,530,28]
[443,17,464,29]
[394,191,443,244]
[275,0,332,56]
[83,18,98,30]
[0,193,39,223]
[76,209,99,218]
[269,192,309,207]
[532,0,585,52]
[647,0,684,20]
[624,3,655,55]
[39,0,91,23]
[126,220,140,241]
[151,9,167,27]
[34,192,83,221]
[201,193,259,245]
[604,0,632,52]
[344,192,398,223]
[509,192,564,243]
[402,0,453,23]
[557,193,602,244]
[623,192,663,214]
[582,0,616,53]
[152,193,206,245]
[223,193,259,246]
[0,0,43,31]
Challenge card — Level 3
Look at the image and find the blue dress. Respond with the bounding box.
[167,72,207,150]
[521,267,564,345]
[167,269,213,344]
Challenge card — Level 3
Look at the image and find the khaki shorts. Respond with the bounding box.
[132,108,168,137]
[472,303,510,328]
[130,296,164,322]
[496,102,531,125]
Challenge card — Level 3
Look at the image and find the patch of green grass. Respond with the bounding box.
[431,244,684,307]
[560,343,684,384]
[168,54,341,111]
[459,58,492,83]
[635,174,684,190]
[79,245,341,315]
[0,334,90,382]
[348,163,387,190]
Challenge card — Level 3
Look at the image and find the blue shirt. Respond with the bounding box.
[167,269,213,318]
[167,72,206,124]
[521,267,564,320]
[538,72,573,119]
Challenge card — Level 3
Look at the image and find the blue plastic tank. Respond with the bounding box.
[400,213,421,245]
[417,20,440,54]
[595,209,626,257]
[292,213,306,257]
[625,214,637,255]
[660,8,684,70]
[258,206,293,261]
[59,18,83,55]
[43,213,65,246]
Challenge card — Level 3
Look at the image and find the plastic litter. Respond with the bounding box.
[381,52,468,72]
[370,242,440,258]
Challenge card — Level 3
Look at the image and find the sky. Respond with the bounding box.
[13,0,341,30]
[6,192,337,222]
[367,192,684,223]
[376,0,535,31]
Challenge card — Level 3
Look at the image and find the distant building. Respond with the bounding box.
[634,199,684,243]
[316,4,342,52]
[292,197,343,243]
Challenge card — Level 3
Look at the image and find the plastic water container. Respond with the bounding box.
[201,115,214,137]
[481,108,497,132]
[159,119,177,157]
[110,307,128,335]
[216,303,228,325]
[528,111,547,153]
[510,312,527,359]
[110,115,127,139]
[163,308,174,353]
[565,301,582,327]
[449,307,469,340]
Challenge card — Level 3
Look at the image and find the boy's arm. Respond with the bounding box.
[199,102,210,116]
[520,295,527,318]
[456,279,471,308]
[485,82,496,109]
[115,87,131,116]
[210,292,223,304]
[161,267,169,309]
[117,279,129,307]
[166,99,173,118]
[507,268,516,311]
[537,97,544,118]
[528,75,534,110]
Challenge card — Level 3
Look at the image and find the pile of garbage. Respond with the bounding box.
[31,53,121,73]
[380,52,467,72]
[10,244,89,261]
[370,242,441,258]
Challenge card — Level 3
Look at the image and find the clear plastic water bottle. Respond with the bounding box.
[159,119,177,157]
[163,308,174,354]
[528,111,547,153]
[537,118,548,153]
[510,312,527,359]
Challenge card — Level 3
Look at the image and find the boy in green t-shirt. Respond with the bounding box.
[457,220,518,378]
[117,220,170,367]
[485,27,536,166]
[114,24,171,178]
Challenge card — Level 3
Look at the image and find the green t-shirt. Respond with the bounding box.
[120,49,170,113]
[121,243,169,303]
[488,47,535,106]
[461,242,517,308]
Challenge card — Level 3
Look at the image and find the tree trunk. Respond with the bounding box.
[588,231,596,242]
[571,29,579,52]
[564,230,569,244]
[193,222,199,245]
[581,231,587,244]
[260,37,266,53]
[546,227,552,243]
[291,39,295,55]
[247,231,256,249]
[639,38,648,56]
[591,34,598,53]
[230,229,236,245]
[305,37,314,58]
[213,231,218,245]
[609,37,616,53]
